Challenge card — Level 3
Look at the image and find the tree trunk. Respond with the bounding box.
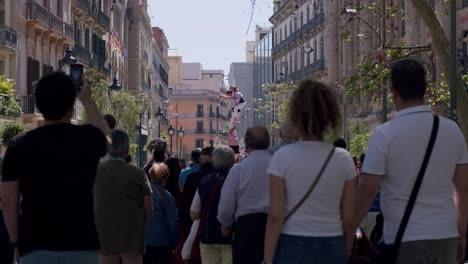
[409,0,468,138]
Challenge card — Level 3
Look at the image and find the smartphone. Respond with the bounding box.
[70,64,84,92]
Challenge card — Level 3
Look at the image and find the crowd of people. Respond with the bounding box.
[0,58,468,264]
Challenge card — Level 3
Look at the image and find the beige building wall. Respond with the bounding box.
[168,55,228,157]
[0,0,17,79]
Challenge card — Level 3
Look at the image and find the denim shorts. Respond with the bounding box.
[20,250,98,264]
[274,234,346,264]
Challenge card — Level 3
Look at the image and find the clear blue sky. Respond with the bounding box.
[148,0,273,75]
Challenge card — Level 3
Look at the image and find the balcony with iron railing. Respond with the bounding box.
[97,10,110,31]
[49,13,63,36]
[74,43,91,65]
[21,95,38,114]
[272,13,325,56]
[0,25,17,51]
[73,0,90,14]
[26,2,50,29]
[196,111,204,118]
[64,22,74,40]
[209,112,216,118]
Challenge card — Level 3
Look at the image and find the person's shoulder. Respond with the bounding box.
[333,146,353,160]
[78,124,104,135]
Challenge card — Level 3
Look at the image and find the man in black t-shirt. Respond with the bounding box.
[1,72,111,263]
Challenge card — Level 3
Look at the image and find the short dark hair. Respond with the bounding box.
[391,59,426,101]
[104,114,117,130]
[245,126,270,150]
[191,149,202,162]
[226,91,232,95]
[153,145,166,162]
[35,71,77,120]
[333,138,347,149]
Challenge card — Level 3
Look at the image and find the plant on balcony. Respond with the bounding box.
[0,76,21,117]
[0,121,25,146]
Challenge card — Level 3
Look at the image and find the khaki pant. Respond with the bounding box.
[396,237,458,264]
[200,243,232,264]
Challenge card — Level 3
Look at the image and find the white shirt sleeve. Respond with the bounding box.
[267,150,285,177]
[191,190,201,213]
[361,127,387,176]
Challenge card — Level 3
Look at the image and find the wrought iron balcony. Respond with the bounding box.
[49,14,63,35]
[74,0,90,13]
[196,111,204,118]
[64,22,74,40]
[210,129,217,135]
[0,25,17,51]
[195,128,205,134]
[97,11,110,31]
[21,95,38,114]
[74,43,91,65]
[209,112,216,118]
[272,13,325,56]
[26,3,49,28]
[303,59,325,74]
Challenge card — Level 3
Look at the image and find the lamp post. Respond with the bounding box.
[168,125,175,154]
[58,47,77,73]
[108,77,122,91]
[178,126,184,158]
[138,103,147,168]
[155,107,164,138]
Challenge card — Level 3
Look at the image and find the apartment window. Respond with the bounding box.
[307,5,310,21]
[196,104,204,117]
[464,0,468,7]
[57,0,62,17]
[85,29,90,49]
[196,121,204,134]
[300,11,304,26]
[195,139,204,148]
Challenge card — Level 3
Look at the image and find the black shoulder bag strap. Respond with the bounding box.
[391,115,439,260]
[285,147,336,222]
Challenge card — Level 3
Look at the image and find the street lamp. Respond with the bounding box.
[109,77,122,91]
[155,107,164,138]
[178,126,184,158]
[168,125,175,154]
[59,47,77,73]
[138,103,147,167]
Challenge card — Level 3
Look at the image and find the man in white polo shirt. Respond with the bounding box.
[356,59,468,263]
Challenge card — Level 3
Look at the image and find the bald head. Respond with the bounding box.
[245,126,270,151]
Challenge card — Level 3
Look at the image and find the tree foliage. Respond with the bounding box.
[255,82,298,137]
[86,79,147,147]
[348,119,371,158]
[0,76,21,118]
[0,121,25,146]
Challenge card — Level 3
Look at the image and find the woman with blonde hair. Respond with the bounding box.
[263,80,358,264]
[144,163,179,264]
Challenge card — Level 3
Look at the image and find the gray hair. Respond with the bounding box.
[212,145,235,171]
[109,129,129,157]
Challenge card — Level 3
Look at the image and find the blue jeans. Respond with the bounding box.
[274,234,346,264]
[20,250,98,264]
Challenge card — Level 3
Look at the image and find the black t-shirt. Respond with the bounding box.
[2,123,107,254]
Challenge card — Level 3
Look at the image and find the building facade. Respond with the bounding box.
[0,0,17,79]
[270,0,327,84]
[253,28,273,127]
[167,57,228,157]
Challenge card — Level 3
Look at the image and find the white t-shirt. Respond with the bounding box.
[268,141,356,237]
[362,105,468,243]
